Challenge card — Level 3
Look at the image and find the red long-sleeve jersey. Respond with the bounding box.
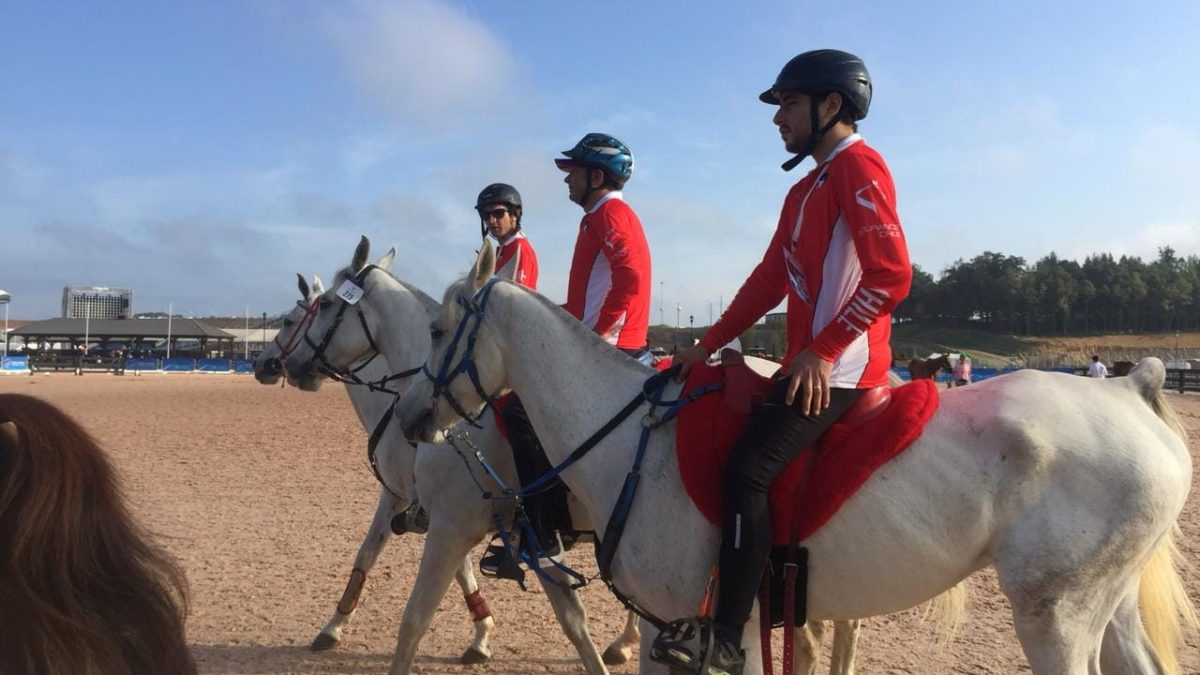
[495,231,539,290]
[565,193,652,349]
[701,135,911,388]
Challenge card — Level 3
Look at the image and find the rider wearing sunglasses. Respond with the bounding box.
[476,183,539,289]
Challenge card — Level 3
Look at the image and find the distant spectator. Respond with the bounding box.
[1088,355,1108,379]
[952,353,972,387]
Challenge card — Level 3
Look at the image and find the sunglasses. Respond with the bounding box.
[480,208,509,220]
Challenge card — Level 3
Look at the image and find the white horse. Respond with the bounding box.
[395,244,1198,675]
[252,267,498,661]
[281,237,636,674]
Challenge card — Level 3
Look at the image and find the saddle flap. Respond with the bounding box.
[838,385,891,426]
[720,349,774,414]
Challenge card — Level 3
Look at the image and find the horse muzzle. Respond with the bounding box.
[254,358,284,384]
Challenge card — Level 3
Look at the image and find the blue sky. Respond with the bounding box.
[2,1,1198,323]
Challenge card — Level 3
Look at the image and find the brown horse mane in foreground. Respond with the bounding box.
[0,394,196,675]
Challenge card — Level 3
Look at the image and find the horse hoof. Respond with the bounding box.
[602,646,631,666]
[310,633,339,651]
[460,647,490,665]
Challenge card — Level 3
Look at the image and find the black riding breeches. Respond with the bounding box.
[713,380,865,641]
[501,395,569,541]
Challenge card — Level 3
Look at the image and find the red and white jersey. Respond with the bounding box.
[565,192,652,349]
[701,135,911,388]
[496,231,539,290]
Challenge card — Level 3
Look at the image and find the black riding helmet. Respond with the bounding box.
[475,183,523,238]
[762,49,873,171]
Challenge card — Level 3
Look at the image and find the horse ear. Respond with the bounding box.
[351,235,370,272]
[312,275,325,295]
[0,420,19,453]
[495,246,519,282]
[471,240,497,292]
[377,247,397,272]
[297,273,309,299]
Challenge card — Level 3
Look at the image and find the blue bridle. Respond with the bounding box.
[421,277,504,428]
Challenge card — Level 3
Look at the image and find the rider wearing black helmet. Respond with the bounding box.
[652,50,911,675]
[475,183,538,288]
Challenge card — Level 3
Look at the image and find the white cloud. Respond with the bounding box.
[321,0,522,127]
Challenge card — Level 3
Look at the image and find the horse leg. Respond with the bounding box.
[601,610,639,665]
[312,487,404,651]
[386,527,480,675]
[792,620,825,675]
[450,554,494,664]
[535,565,609,675]
[1000,556,1130,675]
[1098,583,1168,674]
[828,620,860,675]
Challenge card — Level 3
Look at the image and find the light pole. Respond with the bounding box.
[0,289,10,360]
[689,315,694,345]
[675,303,681,350]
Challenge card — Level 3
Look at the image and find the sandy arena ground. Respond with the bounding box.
[1,373,1197,674]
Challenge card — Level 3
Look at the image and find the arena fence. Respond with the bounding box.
[2,355,257,375]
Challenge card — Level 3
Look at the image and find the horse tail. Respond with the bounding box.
[1128,358,1187,442]
[1138,526,1198,675]
[1126,358,1198,675]
[916,581,968,648]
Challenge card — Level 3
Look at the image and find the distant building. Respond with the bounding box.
[764,312,787,326]
[62,286,133,320]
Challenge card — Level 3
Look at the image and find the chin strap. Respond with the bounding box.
[781,96,842,172]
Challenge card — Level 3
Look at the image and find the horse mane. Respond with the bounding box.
[442,277,649,374]
[336,264,440,316]
[0,394,197,675]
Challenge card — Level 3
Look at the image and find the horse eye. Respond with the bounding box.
[320,299,333,309]
[283,319,294,327]
[431,327,445,341]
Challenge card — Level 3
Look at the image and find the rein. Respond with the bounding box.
[297,263,425,499]
[425,278,726,628]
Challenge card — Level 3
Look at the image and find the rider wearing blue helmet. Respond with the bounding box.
[481,134,653,577]
[555,133,651,359]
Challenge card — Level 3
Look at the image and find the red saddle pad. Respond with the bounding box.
[676,364,939,544]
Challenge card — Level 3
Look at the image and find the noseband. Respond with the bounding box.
[421,277,503,428]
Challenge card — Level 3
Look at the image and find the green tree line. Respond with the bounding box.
[896,247,1200,335]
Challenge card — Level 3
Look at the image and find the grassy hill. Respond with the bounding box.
[892,322,1200,368]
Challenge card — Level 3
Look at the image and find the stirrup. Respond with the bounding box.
[650,617,743,675]
[479,540,525,583]
[390,502,429,535]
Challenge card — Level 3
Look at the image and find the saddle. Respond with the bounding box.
[676,351,939,546]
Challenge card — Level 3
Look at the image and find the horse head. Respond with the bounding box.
[253,273,324,386]
[284,235,397,391]
[397,243,517,442]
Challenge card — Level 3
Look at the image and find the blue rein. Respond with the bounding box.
[421,277,504,428]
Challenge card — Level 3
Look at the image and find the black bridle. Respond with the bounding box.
[420,277,504,428]
[302,264,420,395]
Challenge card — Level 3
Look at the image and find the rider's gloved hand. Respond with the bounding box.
[672,344,711,381]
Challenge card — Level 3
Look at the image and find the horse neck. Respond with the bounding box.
[488,284,651,499]
[361,274,436,374]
